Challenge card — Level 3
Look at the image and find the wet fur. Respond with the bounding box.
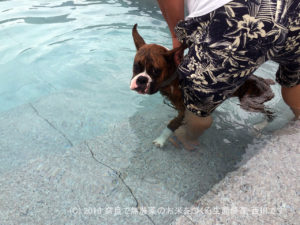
[131,24,275,144]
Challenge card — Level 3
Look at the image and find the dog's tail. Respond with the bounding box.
[264,79,276,85]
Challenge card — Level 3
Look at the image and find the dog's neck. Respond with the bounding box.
[162,56,177,82]
[159,70,179,89]
[159,62,180,102]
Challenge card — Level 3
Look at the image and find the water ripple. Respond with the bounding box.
[48,38,74,46]
[0,14,75,25]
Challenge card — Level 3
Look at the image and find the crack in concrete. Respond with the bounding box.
[85,141,156,225]
[29,103,74,147]
[183,214,196,225]
[169,212,196,225]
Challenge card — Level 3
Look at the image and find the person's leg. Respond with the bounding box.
[171,0,276,150]
[173,110,213,150]
[271,0,300,120]
[281,84,300,119]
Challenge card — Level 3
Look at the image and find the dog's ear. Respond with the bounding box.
[164,44,186,64]
[132,24,146,50]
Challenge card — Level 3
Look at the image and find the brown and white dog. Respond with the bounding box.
[130,24,275,147]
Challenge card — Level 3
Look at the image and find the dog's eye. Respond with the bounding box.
[151,67,162,77]
[133,62,143,74]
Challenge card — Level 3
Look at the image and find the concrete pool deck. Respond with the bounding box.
[0,99,299,225]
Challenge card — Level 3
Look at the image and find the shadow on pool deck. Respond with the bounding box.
[64,102,265,224]
[91,102,264,224]
[126,104,258,204]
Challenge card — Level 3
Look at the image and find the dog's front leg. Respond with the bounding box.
[153,127,173,148]
[153,113,184,148]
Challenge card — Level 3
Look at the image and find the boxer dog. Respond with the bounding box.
[130,24,275,147]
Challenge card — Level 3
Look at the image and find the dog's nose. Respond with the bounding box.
[136,76,148,86]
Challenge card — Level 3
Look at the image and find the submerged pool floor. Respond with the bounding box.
[0,100,299,224]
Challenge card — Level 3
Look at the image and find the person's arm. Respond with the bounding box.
[157,0,185,65]
[157,0,184,40]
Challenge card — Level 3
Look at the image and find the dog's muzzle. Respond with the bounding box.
[130,74,152,94]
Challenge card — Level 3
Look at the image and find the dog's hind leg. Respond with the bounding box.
[253,109,274,130]
[253,119,269,130]
[239,96,274,131]
[153,113,184,148]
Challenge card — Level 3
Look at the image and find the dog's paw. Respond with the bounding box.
[152,128,173,148]
[153,138,165,148]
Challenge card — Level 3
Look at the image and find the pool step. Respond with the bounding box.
[1,99,299,224]
[172,121,300,225]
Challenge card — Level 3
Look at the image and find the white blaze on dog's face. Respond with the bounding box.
[130,44,169,95]
[130,71,152,95]
[130,24,176,95]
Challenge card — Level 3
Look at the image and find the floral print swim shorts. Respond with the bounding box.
[175,0,300,117]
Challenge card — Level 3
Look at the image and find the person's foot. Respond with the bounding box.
[291,107,300,120]
[281,85,300,120]
[169,110,213,151]
[169,125,200,151]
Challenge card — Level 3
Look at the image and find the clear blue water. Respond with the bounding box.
[0,0,171,136]
[0,0,295,168]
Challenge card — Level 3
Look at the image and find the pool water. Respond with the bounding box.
[0,0,295,181]
[0,0,170,139]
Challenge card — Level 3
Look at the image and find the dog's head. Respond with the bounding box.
[130,24,180,95]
